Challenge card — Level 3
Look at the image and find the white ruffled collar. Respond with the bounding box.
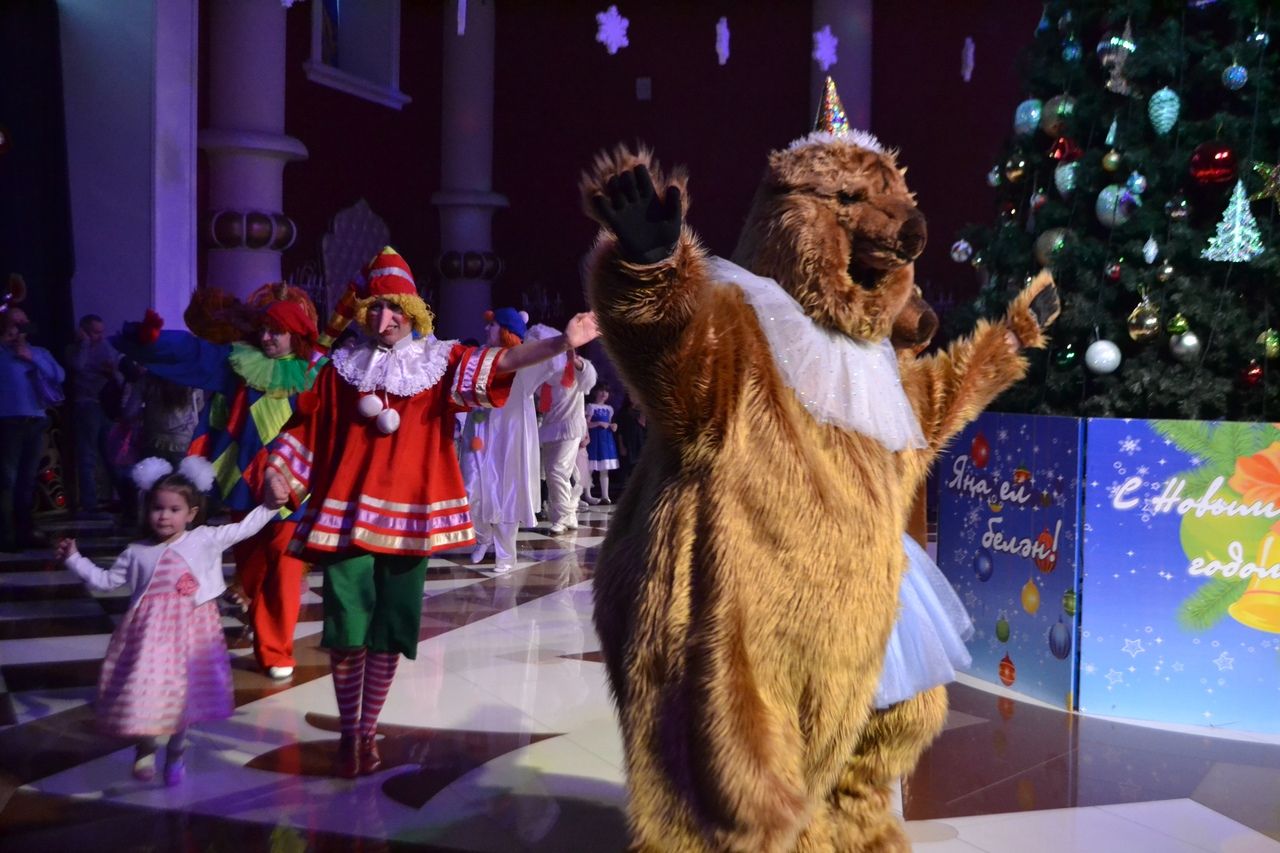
[332,334,457,397]
[707,257,926,452]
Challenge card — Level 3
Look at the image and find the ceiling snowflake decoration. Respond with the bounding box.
[961,36,975,82]
[813,24,838,71]
[716,16,730,66]
[596,4,630,55]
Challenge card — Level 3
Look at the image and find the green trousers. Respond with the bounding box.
[321,552,427,659]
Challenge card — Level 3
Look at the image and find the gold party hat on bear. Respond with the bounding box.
[813,76,849,135]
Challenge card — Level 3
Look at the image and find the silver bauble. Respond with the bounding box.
[950,239,974,263]
[1013,99,1042,137]
[1085,340,1122,374]
[1169,331,1202,362]
[1054,160,1078,197]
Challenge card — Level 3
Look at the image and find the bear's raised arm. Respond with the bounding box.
[900,271,1060,457]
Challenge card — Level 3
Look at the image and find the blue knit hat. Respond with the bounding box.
[491,307,528,341]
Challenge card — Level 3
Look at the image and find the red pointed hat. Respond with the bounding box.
[365,246,417,297]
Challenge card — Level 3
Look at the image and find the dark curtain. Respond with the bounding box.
[0,0,75,358]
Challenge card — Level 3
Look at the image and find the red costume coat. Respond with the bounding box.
[268,337,511,560]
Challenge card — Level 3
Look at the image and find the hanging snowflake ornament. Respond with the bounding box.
[457,0,467,35]
[715,16,730,66]
[1202,179,1265,263]
[961,37,975,82]
[595,5,630,55]
[813,24,839,71]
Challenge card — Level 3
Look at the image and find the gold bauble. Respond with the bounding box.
[1033,227,1071,266]
[1102,149,1123,172]
[1127,300,1161,342]
[1004,156,1029,183]
[1156,261,1176,282]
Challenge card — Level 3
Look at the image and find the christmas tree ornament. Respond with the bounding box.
[949,239,974,262]
[1172,327,1198,361]
[1242,359,1264,388]
[999,653,1017,686]
[1127,299,1161,342]
[1166,313,1190,335]
[1021,578,1041,614]
[1040,95,1075,135]
[974,549,994,582]
[1062,588,1078,616]
[1096,184,1140,227]
[987,165,1002,187]
[995,614,1010,643]
[1189,141,1238,186]
[1105,117,1118,147]
[1102,149,1123,172]
[1143,235,1159,264]
[1202,179,1265,262]
[1126,170,1148,195]
[1248,28,1270,48]
[1098,21,1136,95]
[1170,331,1202,363]
[1061,37,1082,63]
[1033,227,1070,265]
[1165,192,1191,221]
[1054,161,1078,197]
[1013,98,1043,136]
[1057,10,1073,33]
[1030,188,1049,210]
[1048,617,1072,660]
[1004,156,1028,183]
[971,432,990,468]
[999,200,1019,221]
[1147,87,1180,136]
[1105,261,1123,281]
[1036,5,1050,34]
[1048,136,1083,162]
[1250,161,1280,205]
[1085,339,1122,374]
[1259,329,1280,359]
[1222,62,1249,91]
[1054,344,1079,368]
[970,251,984,268]
[1156,260,1176,282]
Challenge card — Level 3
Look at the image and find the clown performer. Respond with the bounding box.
[531,325,596,535]
[460,309,561,573]
[266,247,598,777]
[113,284,324,680]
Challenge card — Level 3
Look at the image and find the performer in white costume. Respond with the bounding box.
[462,309,559,573]
[529,323,597,534]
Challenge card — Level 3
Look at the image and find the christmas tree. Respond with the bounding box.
[951,0,1280,420]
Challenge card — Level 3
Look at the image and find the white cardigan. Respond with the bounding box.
[64,504,278,608]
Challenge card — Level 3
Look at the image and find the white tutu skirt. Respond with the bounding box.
[874,535,974,709]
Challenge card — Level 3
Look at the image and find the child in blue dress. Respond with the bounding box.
[585,384,619,503]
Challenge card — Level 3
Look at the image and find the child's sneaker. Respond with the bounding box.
[132,745,157,782]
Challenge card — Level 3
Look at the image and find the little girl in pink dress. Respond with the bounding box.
[57,456,288,785]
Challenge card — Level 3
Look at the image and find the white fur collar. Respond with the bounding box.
[332,335,457,397]
[707,257,925,452]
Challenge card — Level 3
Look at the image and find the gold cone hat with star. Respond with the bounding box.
[791,76,883,153]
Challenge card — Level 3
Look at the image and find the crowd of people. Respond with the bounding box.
[1,246,643,783]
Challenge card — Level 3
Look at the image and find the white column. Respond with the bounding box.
[199,0,307,300]
[811,0,872,131]
[432,0,507,341]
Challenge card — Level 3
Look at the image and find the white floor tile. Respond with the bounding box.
[947,805,1207,853]
[1099,798,1280,852]
[0,633,110,665]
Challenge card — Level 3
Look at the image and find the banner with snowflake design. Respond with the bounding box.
[1079,418,1280,734]
[937,413,1085,709]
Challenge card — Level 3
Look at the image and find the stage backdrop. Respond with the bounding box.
[1079,418,1280,734]
[937,412,1084,709]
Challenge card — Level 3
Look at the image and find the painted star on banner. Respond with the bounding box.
[1212,651,1234,671]
[1121,638,1146,658]
[1250,161,1280,205]
[813,24,839,71]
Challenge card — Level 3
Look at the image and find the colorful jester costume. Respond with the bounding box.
[114,290,324,676]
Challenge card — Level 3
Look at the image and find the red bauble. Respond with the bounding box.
[1189,141,1238,186]
[999,653,1017,686]
[1242,359,1264,388]
[1034,528,1058,573]
[971,432,991,468]
[1047,136,1083,162]
[1105,261,1123,281]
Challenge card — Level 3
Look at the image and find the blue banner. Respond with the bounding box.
[1080,418,1280,734]
[936,412,1084,708]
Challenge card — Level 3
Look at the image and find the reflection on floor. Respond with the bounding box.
[2,507,1277,851]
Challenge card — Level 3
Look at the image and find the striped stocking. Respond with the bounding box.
[359,651,399,738]
[330,648,366,738]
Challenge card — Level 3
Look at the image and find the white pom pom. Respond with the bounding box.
[518,311,529,324]
[376,408,401,434]
[357,394,384,418]
[177,456,217,493]
[131,457,174,492]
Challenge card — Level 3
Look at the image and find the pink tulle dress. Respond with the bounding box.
[96,548,233,736]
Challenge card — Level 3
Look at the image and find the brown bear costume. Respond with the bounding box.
[580,110,1058,851]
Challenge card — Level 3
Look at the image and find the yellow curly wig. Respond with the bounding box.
[354,292,435,337]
